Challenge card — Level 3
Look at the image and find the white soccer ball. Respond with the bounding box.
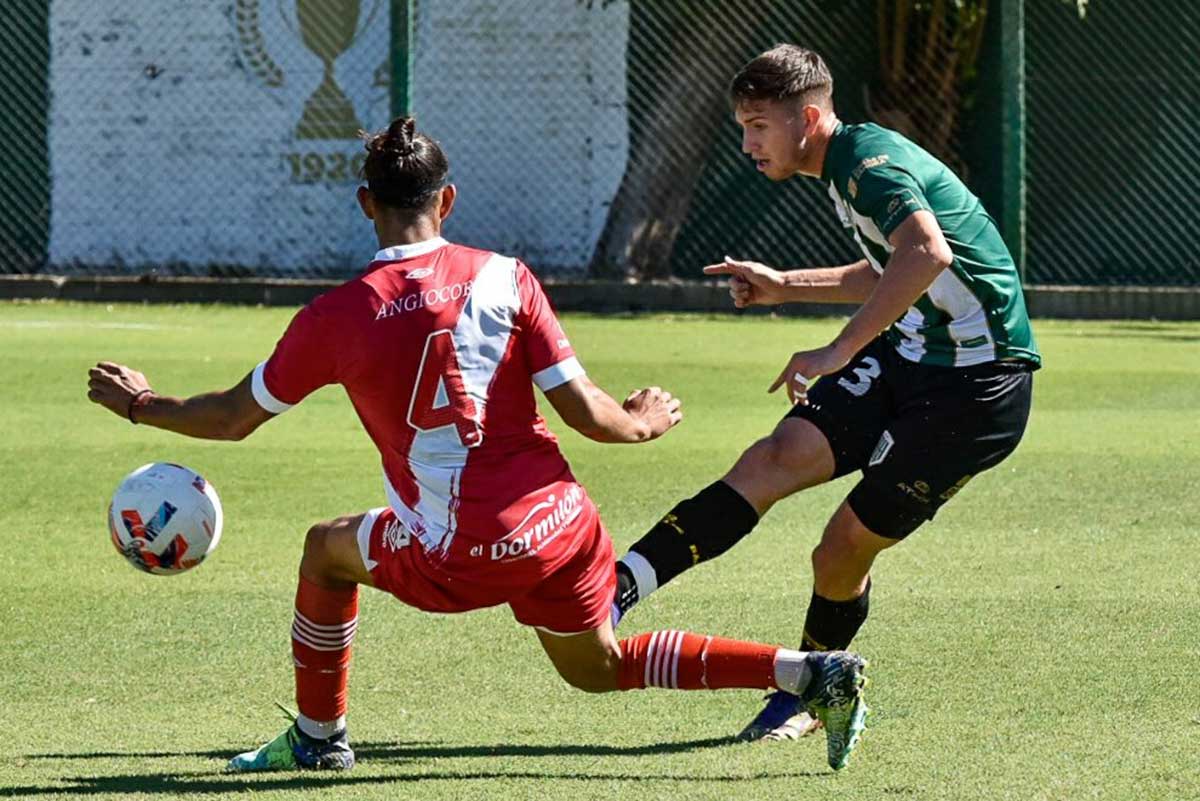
[108,462,223,575]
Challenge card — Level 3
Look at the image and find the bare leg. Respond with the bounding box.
[721,417,837,516]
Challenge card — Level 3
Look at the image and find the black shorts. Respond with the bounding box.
[786,337,1035,540]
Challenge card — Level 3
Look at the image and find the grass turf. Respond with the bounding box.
[0,301,1197,800]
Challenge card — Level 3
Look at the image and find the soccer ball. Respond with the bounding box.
[108,462,223,575]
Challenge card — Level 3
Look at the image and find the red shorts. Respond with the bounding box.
[355,501,616,634]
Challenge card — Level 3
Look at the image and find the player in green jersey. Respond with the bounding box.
[610,44,1040,742]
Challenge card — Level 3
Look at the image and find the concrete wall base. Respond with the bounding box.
[3,275,1199,320]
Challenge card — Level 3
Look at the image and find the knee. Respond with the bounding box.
[750,430,806,474]
[739,421,831,482]
[302,521,336,572]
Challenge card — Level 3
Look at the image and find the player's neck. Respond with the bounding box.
[797,113,841,179]
[374,219,443,250]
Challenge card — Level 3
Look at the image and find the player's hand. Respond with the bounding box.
[623,386,683,440]
[768,344,852,405]
[702,256,787,308]
[88,362,151,418]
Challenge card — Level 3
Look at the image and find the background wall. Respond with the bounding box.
[0,1,1195,286]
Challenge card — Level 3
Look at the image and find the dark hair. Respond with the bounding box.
[360,117,449,209]
[729,44,833,107]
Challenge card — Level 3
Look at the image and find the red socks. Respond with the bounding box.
[292,575,359,722]
[617,630,779,690]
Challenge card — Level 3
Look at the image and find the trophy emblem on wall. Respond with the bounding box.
[282,0,383,139]
[234,0,385,141]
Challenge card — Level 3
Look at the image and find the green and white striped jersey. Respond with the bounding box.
[823,122,1040,368]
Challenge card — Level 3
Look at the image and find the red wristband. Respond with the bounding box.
[127,389,155,424]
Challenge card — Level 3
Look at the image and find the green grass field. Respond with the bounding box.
[1,301,1198,800]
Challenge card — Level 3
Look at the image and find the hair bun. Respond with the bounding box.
[386,116,418,157]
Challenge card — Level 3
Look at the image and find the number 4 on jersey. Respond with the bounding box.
[407,330,483,448]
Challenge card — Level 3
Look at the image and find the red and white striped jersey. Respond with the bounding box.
[251,237,589,580]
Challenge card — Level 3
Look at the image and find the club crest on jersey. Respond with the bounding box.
[852,154,890,179]
[491,486,585,562]
[381,517,412,551]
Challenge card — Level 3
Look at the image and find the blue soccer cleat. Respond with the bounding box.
[800,651,869,770]
[226,722,355,772]
[738,690,823,742]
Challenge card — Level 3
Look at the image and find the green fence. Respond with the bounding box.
[1026,0,1200,285]
[0,2,50,274]
[0,1,1194,286]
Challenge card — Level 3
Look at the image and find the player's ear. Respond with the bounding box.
[801,103,822,133]
[437,184,456,223]
[356,185,375,220]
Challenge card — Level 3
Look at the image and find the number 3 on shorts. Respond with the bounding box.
[837,356,882,398]
[407,330,484,448]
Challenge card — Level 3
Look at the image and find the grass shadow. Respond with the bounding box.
[21,736,738,764]
[0,766,830,797]
[0,738,830,796]
[2,736,838,796]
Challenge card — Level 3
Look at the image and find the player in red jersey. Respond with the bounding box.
[86,117,869,772]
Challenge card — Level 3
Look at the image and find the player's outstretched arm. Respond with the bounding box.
[702,257,877,308]
[544,377,681,444]
[86,362,273,441]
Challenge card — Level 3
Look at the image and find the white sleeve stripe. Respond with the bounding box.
[532,357,585,391]
[251,361,294,414]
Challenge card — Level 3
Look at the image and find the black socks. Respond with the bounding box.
[615,481,759,613]
[800,579,872,651]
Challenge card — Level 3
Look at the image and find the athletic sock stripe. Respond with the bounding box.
[654,631,671,688]
[292,613,358,637]
[646,630,682,689]
[292,617,357,645]
[292,617,357,648]
[294,610,359,633]
[644,631,662,688]
[291,630,355,650]
[291,618,355,637]
[662,630,681,688]
[669,630,683,689]
[291,626,354,652]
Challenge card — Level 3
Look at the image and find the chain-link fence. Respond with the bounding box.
[0,1,1195,286]
[1026,0,1200,286]
[0,3,50,274]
